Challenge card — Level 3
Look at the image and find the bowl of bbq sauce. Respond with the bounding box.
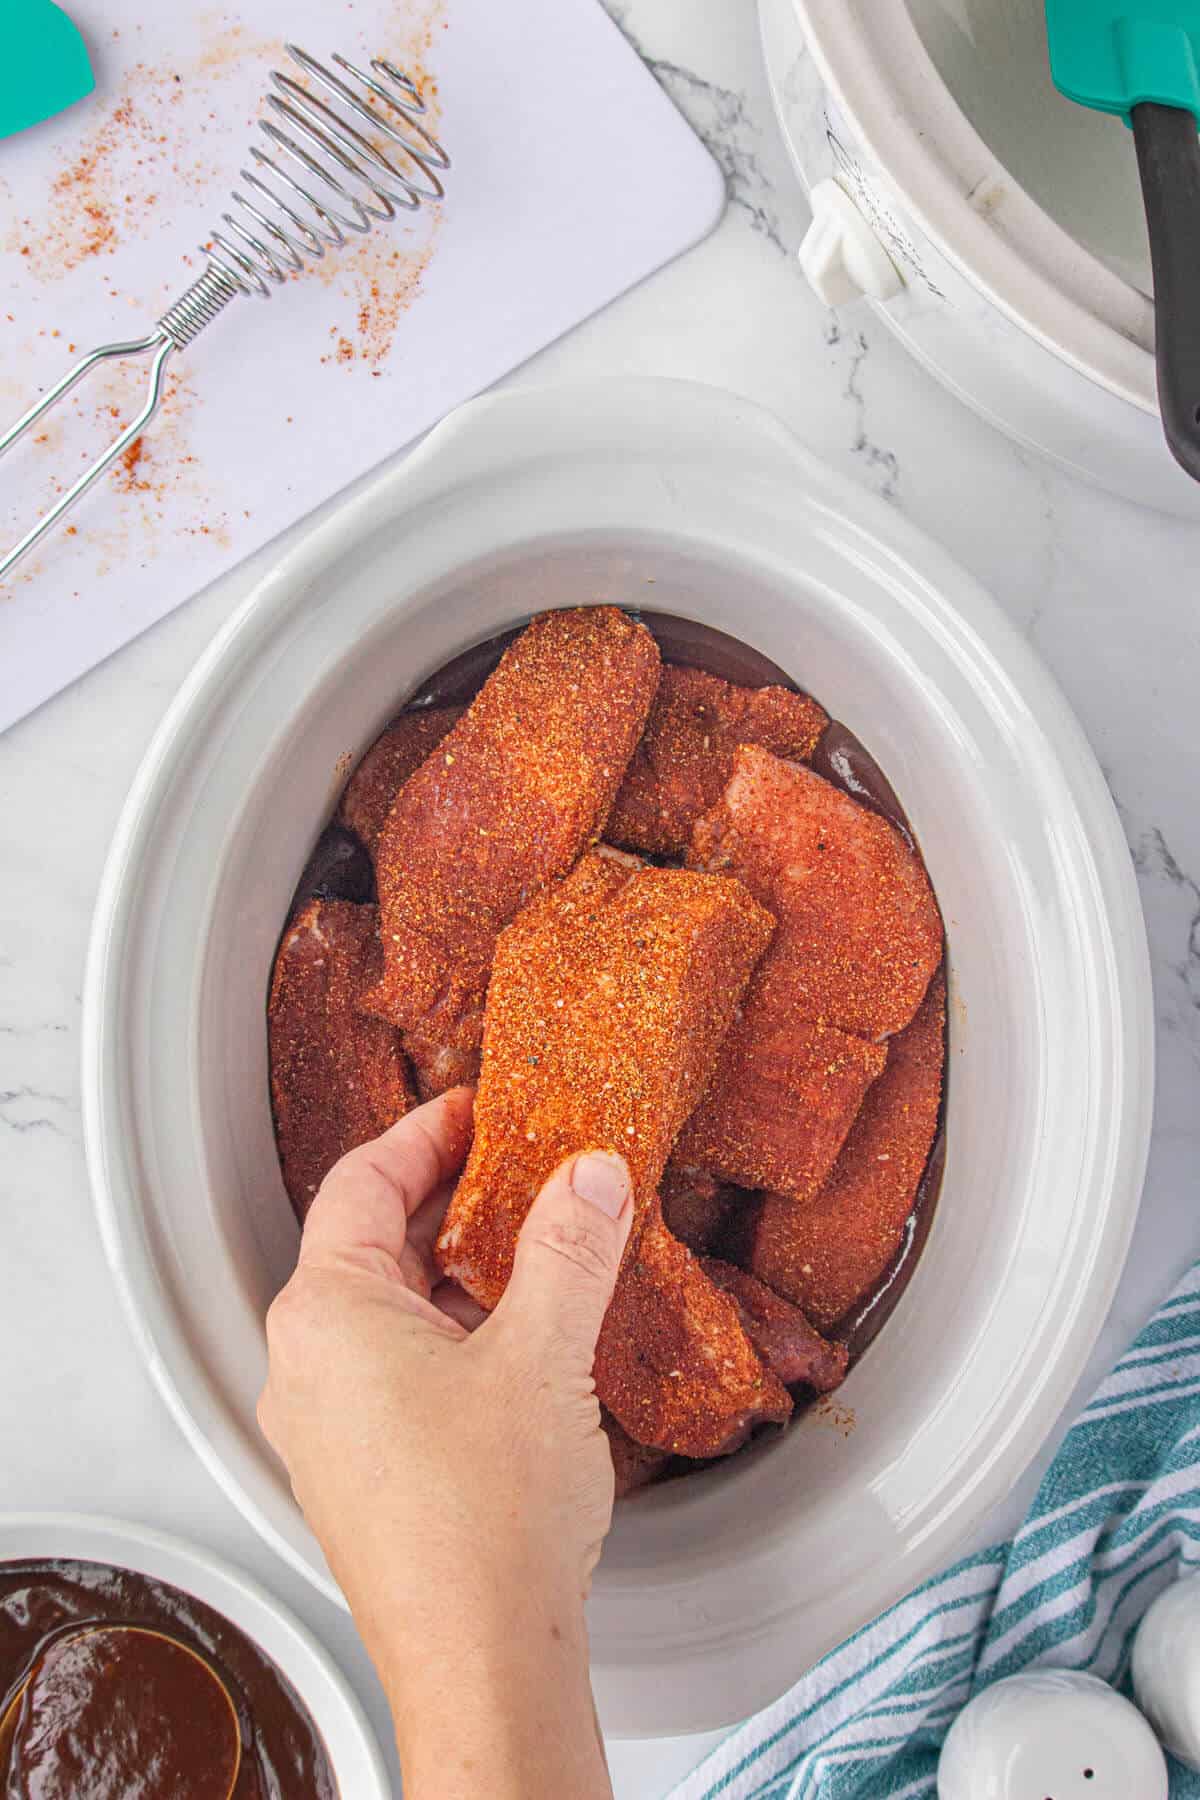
[83,378,1152,1736]
[0,1516,387,1800]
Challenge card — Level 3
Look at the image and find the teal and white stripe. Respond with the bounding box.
[671,1260,1200,1799]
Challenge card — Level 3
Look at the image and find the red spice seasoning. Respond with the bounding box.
[688,745,943,1038]
[335,706,463,855]
[598,1207,792,1456]
[741,967,947,1330]
[268,898,414,1222]
[437,850,773,1305]
[359,608,661,1094]
[609,664,828,855]
[436,850,784,1457]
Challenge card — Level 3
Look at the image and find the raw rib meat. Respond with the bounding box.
[436,850,774,1306]
[688,745,942,1039]
[701,1258,849,1394]
[268,899,414,1221]
[595,1207,791,1457]
[360,607,661,1095]
[608,664,827,855]
[602,1411,670,1498]
[336,706,463,854]
[677,744,941,1198]
[737,968,946,1329]
[674,1014,886,1203]
[659,1164,736,1256]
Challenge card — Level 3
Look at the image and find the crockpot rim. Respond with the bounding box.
[81,378,1155,1734]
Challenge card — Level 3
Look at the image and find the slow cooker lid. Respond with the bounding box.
[796,0,1157,408]
[910,0,1152,295]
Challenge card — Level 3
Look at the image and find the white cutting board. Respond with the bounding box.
[0,0,723,732]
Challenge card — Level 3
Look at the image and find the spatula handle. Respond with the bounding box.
[1132,101,1200,483]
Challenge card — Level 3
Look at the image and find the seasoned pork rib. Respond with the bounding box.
[675,1014,885,1203]
[688,745,942,1039]
[360,608,661,1096]
[437,851,772,1302]
[736,967,946,1330]
[678,745,942,1199]
[336,706,463,855]
[268,900,414,1221]
[596,1207,791,1457]
[701,1258,849,1394]
[608,665,827,856]
[436,852,789,1453]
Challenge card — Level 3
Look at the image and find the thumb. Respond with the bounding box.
[490,1151,634,1365]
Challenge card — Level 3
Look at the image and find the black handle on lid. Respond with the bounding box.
[1132,100,1200,483]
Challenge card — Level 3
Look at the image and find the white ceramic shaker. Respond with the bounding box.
[937,1669,1168,1798]
[1133,1570,1200,1770]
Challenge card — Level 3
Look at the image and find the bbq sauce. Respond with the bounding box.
[288,610,947,1416]
[0,1561,337,1799]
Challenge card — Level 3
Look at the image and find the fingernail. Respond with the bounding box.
[571,1151,631,1219]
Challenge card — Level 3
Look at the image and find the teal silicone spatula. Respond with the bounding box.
[1,0,94,140]
[1045,2,1200,480]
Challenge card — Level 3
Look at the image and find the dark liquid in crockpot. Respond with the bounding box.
[289,614,948,1427]
[0,1561,337,1799]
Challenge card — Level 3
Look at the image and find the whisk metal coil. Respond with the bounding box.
[156,266,242,350]
[209,51,447,298]
[0,46,448,581]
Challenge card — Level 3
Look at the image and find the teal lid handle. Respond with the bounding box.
[1118,18,1200,120]
[1046,3,1200,124]
[0,0,94,140]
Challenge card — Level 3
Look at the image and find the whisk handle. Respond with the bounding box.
[0,335,175,583]
[0,267,243,582]
[0,331,160,461]
[1132,101,1200,484]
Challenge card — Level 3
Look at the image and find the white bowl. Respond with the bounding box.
[83,378,1153,1735]
[0,1512,389,1794]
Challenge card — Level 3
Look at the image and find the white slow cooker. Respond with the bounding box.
[761,0,1200,517]
[83,379,1152,1735]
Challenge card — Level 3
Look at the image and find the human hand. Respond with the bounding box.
[257,1087,633,1800]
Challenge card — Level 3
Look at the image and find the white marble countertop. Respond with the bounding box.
[3,2,1200,1794]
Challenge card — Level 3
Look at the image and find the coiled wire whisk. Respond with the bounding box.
[0,46,449,580]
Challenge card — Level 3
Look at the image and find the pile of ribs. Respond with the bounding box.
[268,606,946,1494]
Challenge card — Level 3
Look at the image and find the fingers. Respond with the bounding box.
[299,1087,474,1271]
[402,1177,459,1298]
[487,1152,632,1366]
[405,1176,458,1263]
[432,1280,488,1333]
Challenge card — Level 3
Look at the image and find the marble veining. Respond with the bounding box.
[647,59,789,251]
[824,320,902,500]
[3,3,1200,1796]
[1130,826,1200,1038]
[605,2,792,252]
[0,1087,73,1135]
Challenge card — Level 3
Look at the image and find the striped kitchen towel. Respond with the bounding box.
[671,1259,1200,1799]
